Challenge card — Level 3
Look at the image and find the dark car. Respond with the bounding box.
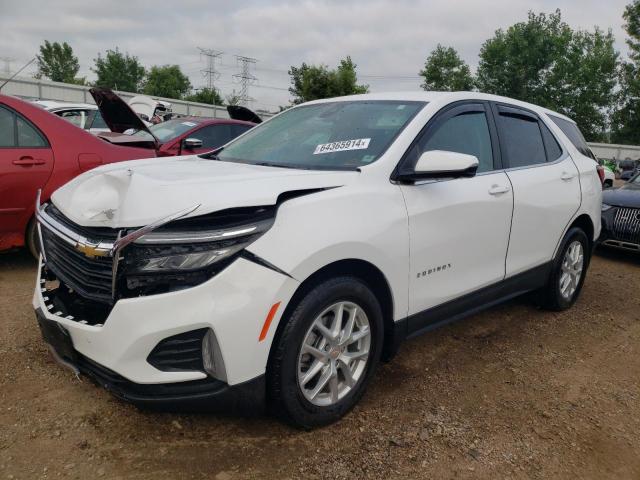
[620,167,640,181]
[600,172,640,252]
[92,88,259,156]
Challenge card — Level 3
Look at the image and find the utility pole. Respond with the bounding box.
[197,47,222,94]
[232,55,258,107]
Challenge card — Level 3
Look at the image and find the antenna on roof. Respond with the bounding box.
[0,57,36,92]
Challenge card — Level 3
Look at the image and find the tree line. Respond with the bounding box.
[289,3,640,144]
[33,1,640,143]
[35,42,227,105]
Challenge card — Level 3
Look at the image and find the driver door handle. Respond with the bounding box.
[488,184,511,196]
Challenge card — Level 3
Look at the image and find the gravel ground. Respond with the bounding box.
[1,247,639,479]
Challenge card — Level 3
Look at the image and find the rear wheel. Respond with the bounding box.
[538,227,590,311]
[267,276,383,429]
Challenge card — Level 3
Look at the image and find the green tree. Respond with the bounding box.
[419,45,474,91]
[611,0,640,144]
[92,48,146,92]
[143,65,191,99]
[288,56,368,104]
[184,87,224,105]
[476,10,618,141]
[35,40,82,83]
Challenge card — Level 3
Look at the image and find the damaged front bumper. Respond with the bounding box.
[35,306,266,412]
[33,253,300,409]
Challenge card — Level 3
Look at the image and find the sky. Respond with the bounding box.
[0,0,633,112]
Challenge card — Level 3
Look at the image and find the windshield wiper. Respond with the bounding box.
[199,147,224,160]
[253,162,307,170]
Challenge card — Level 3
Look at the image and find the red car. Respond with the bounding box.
[0,94,156,256]
[92,89,258,156]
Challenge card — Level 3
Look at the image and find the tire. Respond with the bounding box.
[604,179,613,188]
[25,218,40,260]
[267,276,384,429]
[538,227,590,311]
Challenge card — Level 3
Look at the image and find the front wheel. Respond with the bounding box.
[267,276,383,429]
[537,227,590,311]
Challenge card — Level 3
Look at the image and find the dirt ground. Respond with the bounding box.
[1,247,639,480]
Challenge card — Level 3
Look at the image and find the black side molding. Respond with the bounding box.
[399,262,552,339]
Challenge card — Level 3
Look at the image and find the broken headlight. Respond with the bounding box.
[118,211,274,297]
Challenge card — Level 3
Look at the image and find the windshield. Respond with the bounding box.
[215,100,425,169]
[132,119,201,142]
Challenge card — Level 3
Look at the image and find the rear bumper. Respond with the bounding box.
[35,306,266,412]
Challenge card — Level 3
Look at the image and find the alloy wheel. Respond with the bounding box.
[297,301,371,407]
[559,240,584,300]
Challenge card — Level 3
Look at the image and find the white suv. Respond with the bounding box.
[33,92,601,428]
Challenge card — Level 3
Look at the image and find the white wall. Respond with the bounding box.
[0,75,273,120]
[588,142,640,162]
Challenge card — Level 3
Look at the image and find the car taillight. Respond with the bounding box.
[596,165,605,185]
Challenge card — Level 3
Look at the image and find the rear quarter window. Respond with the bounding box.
[549,115,594,159]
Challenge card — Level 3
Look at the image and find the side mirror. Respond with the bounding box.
[400,150,479,182]
[183,137,203,150]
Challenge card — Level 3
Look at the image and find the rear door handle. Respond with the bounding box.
[488,184,511,195]
[561,171,576,181]
[12,156,45,166]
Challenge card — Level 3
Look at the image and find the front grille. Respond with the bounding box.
[147,329,207,372]
[41,226,114,304]
[612,207,640,244]
[46,204,120,241]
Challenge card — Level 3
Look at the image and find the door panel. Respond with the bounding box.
[504,157,580,275]
[399,102,513,317]
[0,105,54,237]
[402,172,513,316]
[492,104,581,275]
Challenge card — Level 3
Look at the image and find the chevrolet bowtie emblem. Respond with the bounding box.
[74,242,109,258]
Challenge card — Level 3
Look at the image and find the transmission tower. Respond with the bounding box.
[197,47,222,94]
[0,57,15,75]
[232,55,258,106]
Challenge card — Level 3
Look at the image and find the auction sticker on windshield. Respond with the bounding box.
[313,138,371,155]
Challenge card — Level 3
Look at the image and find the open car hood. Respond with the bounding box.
[90,88,155,136]
[127,95,158,122]
[227,105,262,124]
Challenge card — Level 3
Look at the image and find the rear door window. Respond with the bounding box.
[0,105,48,148]
[496,106,546,168]
[16,116,47,147]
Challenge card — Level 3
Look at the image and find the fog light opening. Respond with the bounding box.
[202,328,226,381]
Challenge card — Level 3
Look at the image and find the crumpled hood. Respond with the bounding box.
[51,156,356,228]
